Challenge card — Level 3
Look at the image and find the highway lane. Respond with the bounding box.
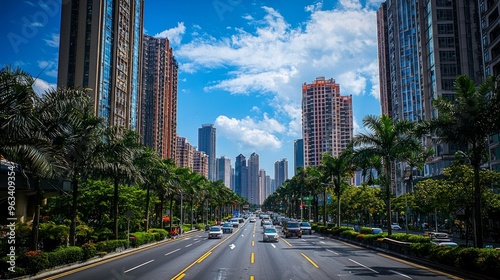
[45,217,464,280]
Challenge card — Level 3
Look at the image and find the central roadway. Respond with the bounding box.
[46,217,463,280]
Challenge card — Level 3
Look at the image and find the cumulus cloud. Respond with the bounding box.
[215,114,285,150]
[32,78,56,96]
[154,22,186,45]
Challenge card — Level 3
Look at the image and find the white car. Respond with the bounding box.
[391,223,402,230]
[208,226,223,239]
[263,227,279,242]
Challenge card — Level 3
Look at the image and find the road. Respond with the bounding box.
[44,218,463,280]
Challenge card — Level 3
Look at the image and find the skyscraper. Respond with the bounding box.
[216,156,232,188]
[193,150,209,178]
[235,154,246,198]
[175,136,194,169]
[294,139,304,175]
[247,153,260,205]
[198,124,216,181]
[141,35,178,159]
[377,0,484,193]
[302,77,353,167]
[58,0,144,130]
[274,159,288,189]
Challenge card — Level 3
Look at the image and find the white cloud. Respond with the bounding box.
[44,33,59,47]
[37,59,58,78]
[154,22,186,45]
[32,78,56,96]
[339,0,362,10]
[215,114,285,150]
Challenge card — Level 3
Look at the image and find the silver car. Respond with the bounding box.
[208,226,223,239]
[263,227,279,242]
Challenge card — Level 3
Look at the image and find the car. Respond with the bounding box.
[222,222,233,233]
[431,241,458,247]
[263,227,279,242]
[282,220,302,238]
[391,223,402,230]
[371,228,383,234]
[428,232,451,242]
[208,226,223,239]
[262,220,272,228]
[230,218,240,228]
[300,221,312,235]
[249,216,256,223]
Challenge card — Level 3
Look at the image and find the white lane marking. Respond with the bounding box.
[124,259,154,273]
[326,249,339,255]
[271,244,276,248]
[185,243,193,247]
[193,240,201,244]
[349,259,379,273]
[319,241,326,244]
[229,244,236,249]
[389,270,412,279]
[165,248,181,256]
[301,239,306,241]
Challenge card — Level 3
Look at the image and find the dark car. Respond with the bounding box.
[282,220,302,238]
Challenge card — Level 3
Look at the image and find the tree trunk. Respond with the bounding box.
[385,157,392,236]
[32,177,42,250]
[169,195,174,230]
[323,188,327,226]
[113,177,119,239]
[144,184,150,231]
[69,177,78,246]
[473,163,483,248]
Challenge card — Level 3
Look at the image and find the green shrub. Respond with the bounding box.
[340,230,359,239]
[17,250,49,275]
[47,246,84,267]
[81,242,97,260]
[360,227,373,234]
[130,232,154,247]
[410,242,434,257]
[456,247,481,271]
[96,240,127,252]
[476,249,500,276]
[148,228,168,241]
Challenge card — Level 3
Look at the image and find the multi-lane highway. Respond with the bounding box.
[44,217,463,280]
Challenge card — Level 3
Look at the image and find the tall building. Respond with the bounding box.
[301,77,353,167]
[140,35,178,159]
[247,153,260,205]
[175,136,194,169]
[193,151,209,178]
[234,154,246,198]
[216,156,232,188]
[294,139,304,175]
[377,0,484,194]
[198,124,216,181]
[259,169,269,203]
[274,159,288,189]
[481,0,500,172]
[58,0,144,130]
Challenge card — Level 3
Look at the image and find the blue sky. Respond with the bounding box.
[1,0,383,178]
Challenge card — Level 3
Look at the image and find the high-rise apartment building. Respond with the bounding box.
[480,0,500,172]
[294,139,304,175]
[235,154,246,198]
[377,0,484,193]
[175,136,194,169]
[193,151,209,178]
[141,35,178,159]
[302,77,353,167]
[247,153,260,205]
[274,159,288,189]
[259,169,269,203]
[216,156,232,188]
[198,124,216,181]
[58,0,144,130]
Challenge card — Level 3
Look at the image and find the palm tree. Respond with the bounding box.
[423,75,500,247]
[320,148,355,227]
[36,87,105,245]
[94,127,141,239]
[352,115,420,235]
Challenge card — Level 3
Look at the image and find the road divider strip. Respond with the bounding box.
[301,253,319,268]
[281,238,293,247]
[251,252,254,264]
